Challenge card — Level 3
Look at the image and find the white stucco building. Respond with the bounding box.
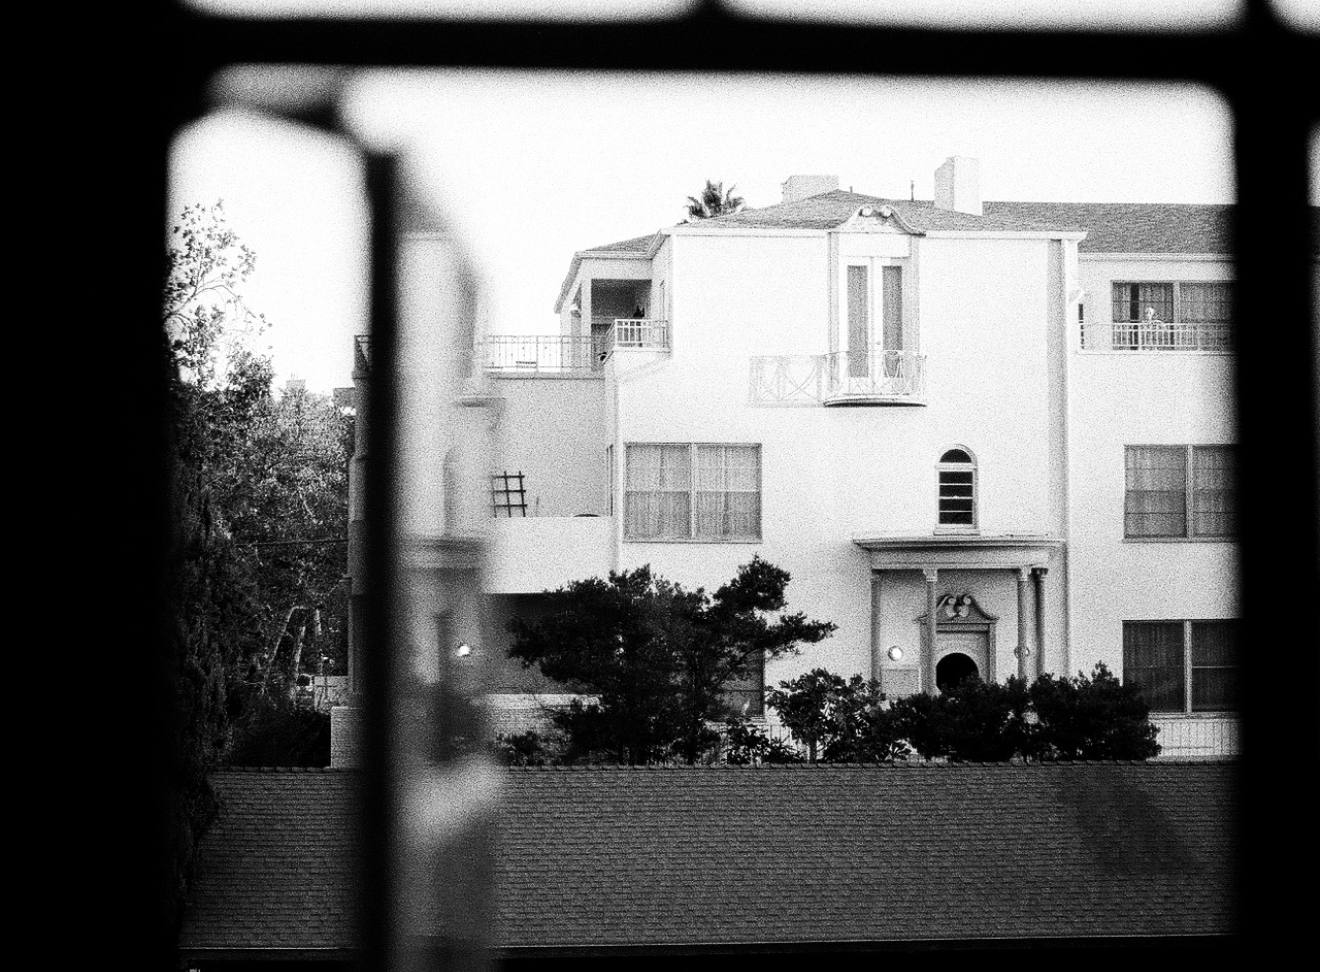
[339,157,1241,763]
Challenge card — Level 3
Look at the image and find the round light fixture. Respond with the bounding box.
[887,646,904,661]
[456,643,472,658]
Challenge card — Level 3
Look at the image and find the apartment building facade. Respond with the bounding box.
[338,157,1241,763]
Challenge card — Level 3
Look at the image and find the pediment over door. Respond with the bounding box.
[917,593,998,626]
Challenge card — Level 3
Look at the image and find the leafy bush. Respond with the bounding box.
[721,718,802,765]
[495,729,560,767]
[888,676,1031,762]
[767,664,1161,763]
[765,669,902,762]
[1027,663,1161,760]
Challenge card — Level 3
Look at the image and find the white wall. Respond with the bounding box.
[612,231,1068,687]
[1066,255,1238,680]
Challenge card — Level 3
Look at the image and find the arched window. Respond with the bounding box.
[937,447,977,530]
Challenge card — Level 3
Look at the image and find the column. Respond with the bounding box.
[924,568,938,694]
[1033,567,1048,679]
[870,571,884,683]
[1016,567,1032,680]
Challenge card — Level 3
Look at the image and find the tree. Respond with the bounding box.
[162,202,351,947]
[685,179,745,221]
[507,557,835,764]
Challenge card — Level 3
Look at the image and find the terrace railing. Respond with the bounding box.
[1080,322,1232,353]
[483,321,670,376]
[607,318,670,351]
[482,335,601,375]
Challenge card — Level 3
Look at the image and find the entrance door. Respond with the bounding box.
[935,629,988,692]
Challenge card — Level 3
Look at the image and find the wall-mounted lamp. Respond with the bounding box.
[887,646,904,661]
[455,643,472,658]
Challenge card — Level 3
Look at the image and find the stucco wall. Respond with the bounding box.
[1066,255,1238,680]
[611,231,1068,687]
[492,375,609,517]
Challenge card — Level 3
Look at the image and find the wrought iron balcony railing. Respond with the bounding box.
[1080,322,1232,353]
[749,350,926,405]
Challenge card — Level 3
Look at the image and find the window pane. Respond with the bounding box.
[847,265,869,377]
[938,468,975,525]
[1125,446,1187,537]
[695,445,760,539]
[1191,621,1238,711]
[882,265,903,352]
[1179,282,1232,323]
[1123,622,1185,712]
[625,444,690,538]
[1192,445,1236,537]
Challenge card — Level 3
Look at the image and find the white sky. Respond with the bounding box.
[170,72,1239,393]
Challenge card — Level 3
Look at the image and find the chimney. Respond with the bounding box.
[933,156,982,216]
[782,175,839,204]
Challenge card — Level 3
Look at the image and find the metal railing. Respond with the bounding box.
[750,350,926,404]
[482,334,602,374]
[1080,322,1232,353]
[482,320,670,375]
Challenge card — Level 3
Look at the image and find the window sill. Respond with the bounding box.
[624,537,762,544]
[1122,536,1237,543]
[1148,711,1240,719]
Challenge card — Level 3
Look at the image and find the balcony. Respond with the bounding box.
[749,351,926,406]
[1080,322,1232,353]
[482,320,670,377]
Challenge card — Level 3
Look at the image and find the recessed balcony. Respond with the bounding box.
[482,320,670,377]
[749,350,926,406]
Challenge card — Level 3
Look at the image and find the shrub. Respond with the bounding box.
[721,718,802,765]
[888,676,1031,762]
[1028,663,1161,760]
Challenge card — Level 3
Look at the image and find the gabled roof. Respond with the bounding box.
[181,762,1237,959]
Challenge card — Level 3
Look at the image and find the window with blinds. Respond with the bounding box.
[1123,620,1239,713]
[625,443,760,540]
[936,447,977,530]
[1111,281,1232,323]
[1125,445,1236,539]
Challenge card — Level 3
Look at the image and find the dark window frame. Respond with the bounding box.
[1123,619,1240,714]
[147,2,1320,964]
[1124,444,1237,539]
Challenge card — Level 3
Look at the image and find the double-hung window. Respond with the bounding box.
[624,443,760,540]
[1125,445,1236,539]
[1123,620,1239,713]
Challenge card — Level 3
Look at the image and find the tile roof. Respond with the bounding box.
[181,762,1237,958]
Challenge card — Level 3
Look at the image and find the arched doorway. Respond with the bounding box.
[936,652,979,692]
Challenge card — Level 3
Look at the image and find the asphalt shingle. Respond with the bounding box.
[181,762,1237,957]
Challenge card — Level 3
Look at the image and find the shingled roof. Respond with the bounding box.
[181,762,1236,961]
[575,194,1310,256]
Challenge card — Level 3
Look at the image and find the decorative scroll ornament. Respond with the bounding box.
[940,593,973,618]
